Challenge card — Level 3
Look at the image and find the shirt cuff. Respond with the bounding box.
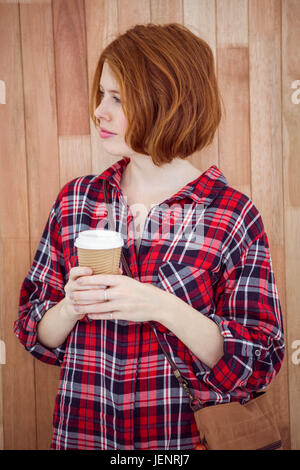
[14,300,66,366]
[191,318,268,394]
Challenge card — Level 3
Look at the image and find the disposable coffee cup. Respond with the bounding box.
[74,229,124,275]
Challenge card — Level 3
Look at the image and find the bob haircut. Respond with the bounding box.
[90,23,223,166]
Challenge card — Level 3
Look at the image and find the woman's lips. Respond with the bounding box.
[100,129,116,138]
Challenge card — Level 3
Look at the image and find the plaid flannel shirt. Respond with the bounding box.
[14,157,284,449]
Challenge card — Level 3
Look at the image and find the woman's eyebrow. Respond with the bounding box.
[99,84,120,94]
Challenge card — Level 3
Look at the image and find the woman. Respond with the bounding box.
[14,23,284,450]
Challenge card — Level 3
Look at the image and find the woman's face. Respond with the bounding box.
[94,62,132,157]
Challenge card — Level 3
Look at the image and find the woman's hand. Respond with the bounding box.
[63,266,106,321]
[67,268,174,323]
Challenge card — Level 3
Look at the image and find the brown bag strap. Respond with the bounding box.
[102,179,201,411]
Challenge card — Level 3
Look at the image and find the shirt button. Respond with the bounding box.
[255,349,261,357]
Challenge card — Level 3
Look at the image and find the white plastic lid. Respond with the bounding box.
[74,229,124,250]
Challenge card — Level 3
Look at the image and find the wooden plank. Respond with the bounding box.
[118,0,150,35]
[0,2,36,450]
[249,0,284,241]
[151,0,183,23]
[59,135,92,187]
[184,0,218,172]
[19,1,60,258]
[53,0,92,191]
[19,0,61,450]
[0,9,29,239]
[85,0,120,175]
[53,0,92,183]
[249,0,290,449]
[217,0,250,198]
[52,0,90,137]
[282,0,300,450]
[1,240,37,449]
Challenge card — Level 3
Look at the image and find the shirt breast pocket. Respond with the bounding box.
[154,260,216,336]
[158,260,215,311]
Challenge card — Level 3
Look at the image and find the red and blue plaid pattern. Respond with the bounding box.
[14,157,284,449]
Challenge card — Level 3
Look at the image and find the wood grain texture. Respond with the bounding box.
[151,0,183,23]
[0,5,29,239]
[217,0,250,197]
[184,0,219,172]
[1,0,299,450]
[85,0,120,175]
[19,2,60,253]
[0,2,36,450]
[118,0,150,35]
[52,0,90,136]
[53,0,92,205]
[249,0,283,242]
[59,134,92,187]
[282,0,300,450]
[1,240,36,449]
[249,0,290,449]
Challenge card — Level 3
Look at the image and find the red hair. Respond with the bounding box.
[90,23,223,166]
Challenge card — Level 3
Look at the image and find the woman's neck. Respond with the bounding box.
[121,154,203,198]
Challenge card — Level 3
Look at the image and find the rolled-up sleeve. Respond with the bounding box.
[14,197,67,366]
[202,231,285,394]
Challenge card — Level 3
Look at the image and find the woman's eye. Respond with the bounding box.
[99,90,121,104]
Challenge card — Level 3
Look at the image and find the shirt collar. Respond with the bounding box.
[98,157,228,206]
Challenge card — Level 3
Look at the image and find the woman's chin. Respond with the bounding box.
[101,142,131,158]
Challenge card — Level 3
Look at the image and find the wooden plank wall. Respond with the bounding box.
[0,0,299,450]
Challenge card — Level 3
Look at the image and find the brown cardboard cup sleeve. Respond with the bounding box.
[74,229,124,275]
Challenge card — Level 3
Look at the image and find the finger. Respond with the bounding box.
[77,273,122,287]
[73,284,106,292]
[69,266,93,281]
[70,297,97,306]
[72,288,111,304]
[88,313,116,321]
[74,299,120,315]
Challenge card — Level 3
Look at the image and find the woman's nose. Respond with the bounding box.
[94,101,111,121]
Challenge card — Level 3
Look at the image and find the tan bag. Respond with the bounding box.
[193,392,282,450]
[150,323,282,450]
[103,179,283,450]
